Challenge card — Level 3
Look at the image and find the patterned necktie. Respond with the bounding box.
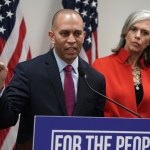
[64,65,75,116]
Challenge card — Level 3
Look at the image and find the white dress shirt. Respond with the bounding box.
[53,49,79,101]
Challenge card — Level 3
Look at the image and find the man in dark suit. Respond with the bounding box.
[0,9,106,150]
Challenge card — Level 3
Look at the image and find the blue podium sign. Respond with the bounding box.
[33,116,150,150]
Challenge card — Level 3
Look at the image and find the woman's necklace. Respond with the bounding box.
[132,67,141,90]
[125,58,142,90]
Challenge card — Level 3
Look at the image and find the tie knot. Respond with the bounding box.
[64,65,73,72]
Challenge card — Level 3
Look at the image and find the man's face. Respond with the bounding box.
[49,13,86,64]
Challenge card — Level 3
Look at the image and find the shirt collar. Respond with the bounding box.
[53,49,78,73]
[117,48,146,69]
[116,48,130,63]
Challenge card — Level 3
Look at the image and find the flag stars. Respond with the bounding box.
[81,10,87,18]
[91,12,95,17]
[89,15,92,19]
[75,7,79,13]
[95,18,98,24]
[0,14,4,22]
[88,26,92,32]
[76,0,80,3]
[86,36,92,44]
[0,26,6,34]
[82,0,89,6]
[4,0,11,6]
[91,1,97,7]
[6,10,13,18]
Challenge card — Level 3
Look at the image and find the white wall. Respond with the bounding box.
[20,0,150,58]
[98,0,150,57]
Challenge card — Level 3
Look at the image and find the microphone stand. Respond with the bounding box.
[83,75,142,118]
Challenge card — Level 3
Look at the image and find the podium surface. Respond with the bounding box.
[33,116,150,150]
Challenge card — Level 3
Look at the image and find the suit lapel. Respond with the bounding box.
[44,50,67,115]
[43,52,89,116]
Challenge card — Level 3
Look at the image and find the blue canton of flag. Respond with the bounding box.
[0,0,18,45]
[62,0,98,64]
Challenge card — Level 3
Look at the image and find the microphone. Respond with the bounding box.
[78,67,142,118]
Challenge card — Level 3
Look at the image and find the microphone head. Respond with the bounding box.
[78,67,86,78]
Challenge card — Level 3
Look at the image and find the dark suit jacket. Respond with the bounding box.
[0,49,105,150]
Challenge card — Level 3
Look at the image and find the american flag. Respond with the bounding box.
[0,0,31,149]
[62,0,98,64]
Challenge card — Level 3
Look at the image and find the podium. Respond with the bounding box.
[33,116,150,150]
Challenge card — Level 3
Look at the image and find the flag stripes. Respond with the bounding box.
[0,0,31,149]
